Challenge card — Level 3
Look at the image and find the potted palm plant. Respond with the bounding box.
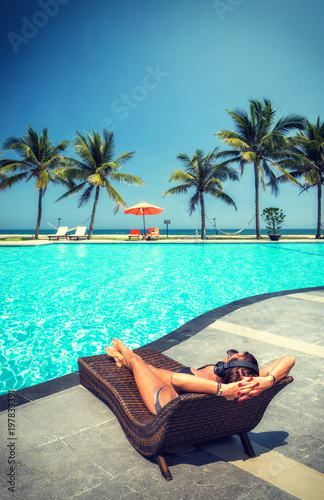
[261,207,285,241]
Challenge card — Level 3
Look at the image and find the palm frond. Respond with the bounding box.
[240,151,257,163]
[51,168,76,188]
[74,131,97,168]
[169,169,194,183]
[78,184,94,207]
[162,184,190,196]
[209,188,237,210]
[212,164,239,182]
[226,109,254,140]
[268,160,302,187]
[55,182,87,203]
[113,151,136,166]
[51,140,69,155]
[0,160,31,173]
[105,183,126,214]
[273,114,305,134]
[217,131,250,152]
[108,172,144,185]
[56,166,90,182]
[176,153,192,167]
[102,129,115,162]
[216,130,245,142]
[2,135,23,150]
[205,177,223,191]
[188,192,200,215]
[0,172,29,190]
[301,169,320,186]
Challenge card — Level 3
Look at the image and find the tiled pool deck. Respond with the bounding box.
[0,287,324,499]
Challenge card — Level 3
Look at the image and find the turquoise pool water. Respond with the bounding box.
[1,243,323,395]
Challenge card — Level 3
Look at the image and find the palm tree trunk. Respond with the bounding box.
[200,192,205,239]
[316,183,322,239]
[35,188,43,239]
[254,162,261,239]
[88,185,100,239]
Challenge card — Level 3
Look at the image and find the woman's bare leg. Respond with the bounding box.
[110,338,178,385]
[111,338,177,414]
[104,346,124,368]
[147,365,176,386]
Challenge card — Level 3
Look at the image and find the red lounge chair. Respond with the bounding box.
[128,229,141,240]
[148,228,159,239]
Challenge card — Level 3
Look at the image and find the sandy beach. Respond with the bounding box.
[0,233,322,245]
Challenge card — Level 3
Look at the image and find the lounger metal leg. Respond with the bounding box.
[239,432,256,458]
[155,454,172,481]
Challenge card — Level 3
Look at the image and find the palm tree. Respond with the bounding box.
[163,148,238,238]
[57,129,144,239]
[272,118,324,238]
[0,126,70,238]
[0,153,5,181]
[216,98,305,238]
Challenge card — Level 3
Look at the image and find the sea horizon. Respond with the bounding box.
[0,227,320,236]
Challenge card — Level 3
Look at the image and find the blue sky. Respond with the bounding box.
[0,0,323,231]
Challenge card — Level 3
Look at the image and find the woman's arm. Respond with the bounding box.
[169,372,249,401]
[236,355,296,401]
[170,372,218,395]
[168,356,295,402]
[259,355,295,381]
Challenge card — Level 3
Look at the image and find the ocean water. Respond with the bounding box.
[0,242,323,394]
[0,227,320,236]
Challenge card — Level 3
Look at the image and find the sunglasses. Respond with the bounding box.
[226,349,238,362]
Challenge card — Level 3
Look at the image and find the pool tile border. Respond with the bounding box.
[148,285,324,351]
[1,285,323,412]
[0,372,79,412]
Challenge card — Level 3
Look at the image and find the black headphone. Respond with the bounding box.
[214,360,259,378]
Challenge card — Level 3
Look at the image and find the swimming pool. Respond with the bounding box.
[1,243,323,394]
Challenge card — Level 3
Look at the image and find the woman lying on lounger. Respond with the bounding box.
[105,339,295,415]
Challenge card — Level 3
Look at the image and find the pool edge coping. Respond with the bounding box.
[1,285,324,411]
[1,238,324,246]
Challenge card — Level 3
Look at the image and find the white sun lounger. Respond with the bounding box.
[47,226,69,240]
[67,226,87,240]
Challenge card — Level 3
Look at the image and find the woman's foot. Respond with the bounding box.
[104,346,124,368]
[112,338,131,355]
[112,338,135,370]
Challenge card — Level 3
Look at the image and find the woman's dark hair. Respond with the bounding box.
[221,352,259,384]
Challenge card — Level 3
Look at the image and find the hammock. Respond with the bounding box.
[206,215,255,236]
[42,215,91,232]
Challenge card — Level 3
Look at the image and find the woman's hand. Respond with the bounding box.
[221,378,257,400]
[221,376,274,401]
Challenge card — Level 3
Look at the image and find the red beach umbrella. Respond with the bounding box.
[124,201,164,234]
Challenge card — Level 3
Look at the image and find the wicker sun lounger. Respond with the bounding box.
[78,346,293,480]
